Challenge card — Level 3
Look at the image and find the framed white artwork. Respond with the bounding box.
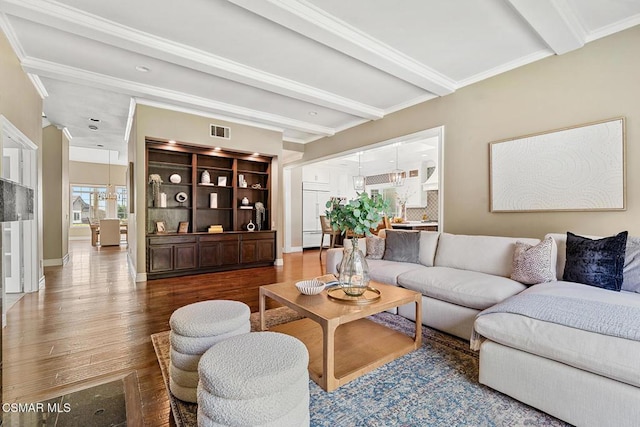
[490,117,625,212]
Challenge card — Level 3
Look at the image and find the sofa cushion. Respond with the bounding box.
[623,237,640,293]
[434,233,540,277]
[365,236,385,260]
[474,281,640,388]
[418,231,440,267]
[397,266,526,310]
[366,259,422,285]
[510,236,557,285]
[563,231,628,291]
[383,230,420,263]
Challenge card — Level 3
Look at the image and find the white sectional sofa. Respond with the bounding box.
[326,231,540,340]
[325,230,640,427]
[475,233,640,427]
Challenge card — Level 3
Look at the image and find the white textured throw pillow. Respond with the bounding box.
[511,236,557,285]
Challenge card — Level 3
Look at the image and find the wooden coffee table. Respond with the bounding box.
[259,281,422,392]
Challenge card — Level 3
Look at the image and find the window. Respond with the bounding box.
[70,185,128,225]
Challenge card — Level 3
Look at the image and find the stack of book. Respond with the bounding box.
[208,225,223,233]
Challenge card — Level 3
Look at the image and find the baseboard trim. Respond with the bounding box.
[136,272,147,282]
[39,275,46,289]
[274,258,284,266]
[127,253,147,282]
[283,246,303,253]
[68,236,91,241]
[62,253,70,265]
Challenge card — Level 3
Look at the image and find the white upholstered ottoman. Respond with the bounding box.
[197,331,310,427]
[169,300,250,403]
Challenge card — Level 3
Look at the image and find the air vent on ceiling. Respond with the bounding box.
[210,124,230,139]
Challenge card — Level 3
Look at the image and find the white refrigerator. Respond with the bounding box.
[302,186,331,248]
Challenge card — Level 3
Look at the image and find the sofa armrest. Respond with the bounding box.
[326,248,344,275]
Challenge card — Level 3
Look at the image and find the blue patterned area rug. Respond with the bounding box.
[151,307,568,427]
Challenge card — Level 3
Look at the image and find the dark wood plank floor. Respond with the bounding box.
[3,241,325,426]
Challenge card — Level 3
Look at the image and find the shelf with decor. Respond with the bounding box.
[145,140,275,279]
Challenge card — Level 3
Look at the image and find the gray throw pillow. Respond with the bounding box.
[383,230,420,263]
[366,236,385,260]
[511,237,556,285]
[623,236,640,293]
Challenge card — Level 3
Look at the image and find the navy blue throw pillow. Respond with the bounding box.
[563,231,628,291]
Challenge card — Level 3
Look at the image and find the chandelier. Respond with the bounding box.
[98,150,122,201]
[352,151,365,192]
[389,144,405,187]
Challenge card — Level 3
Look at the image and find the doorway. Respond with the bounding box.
[1,116,39,317]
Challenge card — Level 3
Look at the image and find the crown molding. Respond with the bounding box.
[0,12,25,59]
[456,49,553,88]
[26,73,48,98]
[506,0,585,55]
[124,97,136,144]
[385,93,439,116]
[62,127,72,141]
[585,14,640,43]
[228,0,455,96]
[0,0,383,120]
[21,57,335,136]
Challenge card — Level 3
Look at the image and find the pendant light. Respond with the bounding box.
[389,144,405,187]
[98,150,119,201]
[352,151,365,192]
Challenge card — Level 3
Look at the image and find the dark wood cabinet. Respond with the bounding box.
[199,234,239,267]
[146,140,275,279]
[241,233,275,264]
[147,231,275,279]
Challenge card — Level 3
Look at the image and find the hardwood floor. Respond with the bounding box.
[3,241,325,426]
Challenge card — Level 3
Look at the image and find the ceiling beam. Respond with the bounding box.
[227,0,456,96]
[506,0,585,55]
[0,0,383,120]
[21,58,336,136]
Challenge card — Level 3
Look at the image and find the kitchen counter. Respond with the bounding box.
[391,221,438,231]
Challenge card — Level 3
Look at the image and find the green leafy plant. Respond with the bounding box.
[325,192,390,237]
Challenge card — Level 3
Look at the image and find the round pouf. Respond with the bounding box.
[169,300,250,403]
[197,332,310,427]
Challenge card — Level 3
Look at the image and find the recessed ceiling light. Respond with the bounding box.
[89,125,98,131]
[90,118,101,122]
[135,65,150,73]
[308,111,318,116]
[168,140,176,144]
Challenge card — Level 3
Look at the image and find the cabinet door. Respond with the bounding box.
[240,240,258,264]
[220,240,239,265]
[174,244,197,270]
[256,239,275,262]
[199,243,221,267]
[148,246,173,272]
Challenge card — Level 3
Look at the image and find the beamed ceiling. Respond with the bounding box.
[1,0,639,161]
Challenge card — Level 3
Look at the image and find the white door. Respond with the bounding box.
[2,148,22,293]
[1,117,39,299]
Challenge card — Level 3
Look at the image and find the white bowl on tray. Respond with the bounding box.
[295,280,326,295]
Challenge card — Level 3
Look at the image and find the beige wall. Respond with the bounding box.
[299,25,640,239]
[42,126,70,263]
[0,31,44,279]
[69,161,127,186]
[131,105,284,277]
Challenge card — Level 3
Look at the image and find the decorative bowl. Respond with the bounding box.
[295,280,325,295]
[169,174,182,184]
